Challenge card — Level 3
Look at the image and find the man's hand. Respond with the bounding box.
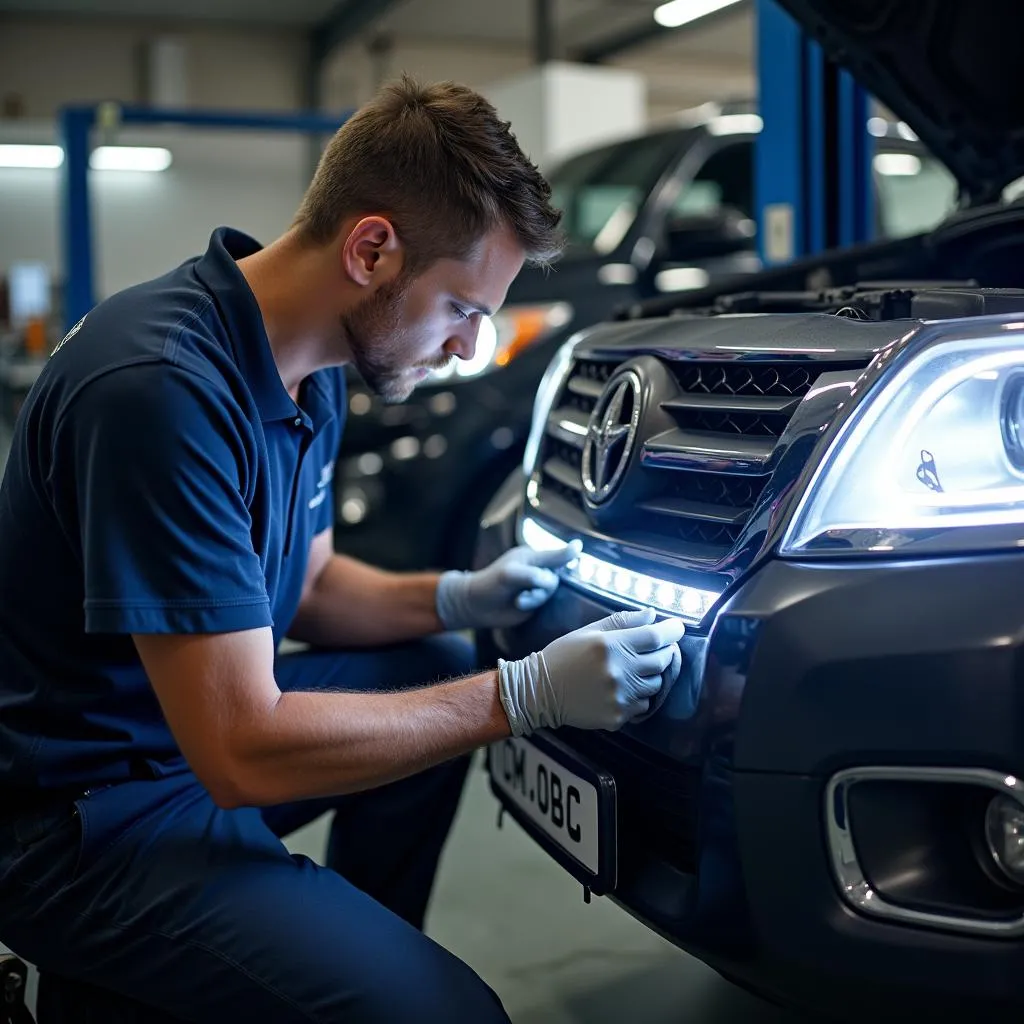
[497,608,685,735]
[435,540,582,631]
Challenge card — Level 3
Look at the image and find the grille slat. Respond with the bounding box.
[636,496,751,526]
[642,428,775,474]
[542,456,584,493]
[532,355,864,563]
[545,409,589,450]
[661,393,801,416]
[567,376,605,399]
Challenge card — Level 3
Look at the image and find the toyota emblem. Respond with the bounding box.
[581,369,642,504]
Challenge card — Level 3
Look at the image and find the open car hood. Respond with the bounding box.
[777,0,1024,205]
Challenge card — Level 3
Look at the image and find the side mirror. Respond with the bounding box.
[663,206,756,261]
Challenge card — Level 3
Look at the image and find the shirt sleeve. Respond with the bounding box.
[51,362,273,635]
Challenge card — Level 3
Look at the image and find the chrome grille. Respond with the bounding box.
[535,354,866,562]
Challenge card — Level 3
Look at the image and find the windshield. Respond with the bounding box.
[548,130,687,253]
[873,150,959,238]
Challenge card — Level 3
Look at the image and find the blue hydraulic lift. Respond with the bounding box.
[59,105,350,333]
[754,0,875,267]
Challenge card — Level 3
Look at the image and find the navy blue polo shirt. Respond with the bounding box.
[0,227,345,793]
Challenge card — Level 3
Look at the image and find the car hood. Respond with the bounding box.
[778,0,1024,205]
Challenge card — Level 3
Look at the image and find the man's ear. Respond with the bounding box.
[341,216,404,288]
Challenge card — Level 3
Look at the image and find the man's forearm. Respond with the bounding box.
[288,552,444,647]
[226,669,509,806]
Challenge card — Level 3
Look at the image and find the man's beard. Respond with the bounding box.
[339,277,450,404]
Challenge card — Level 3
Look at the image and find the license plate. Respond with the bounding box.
[488,732,617,893]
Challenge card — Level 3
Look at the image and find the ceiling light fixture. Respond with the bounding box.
[90,146,172,172]
[0,145,64,169]
[653,0,746,30]
[0,144,172,172]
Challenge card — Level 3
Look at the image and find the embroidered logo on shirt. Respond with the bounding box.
[308,461,334,510]
[51,314,87,357]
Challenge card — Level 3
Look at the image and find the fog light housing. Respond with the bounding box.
[985,794,1024,886]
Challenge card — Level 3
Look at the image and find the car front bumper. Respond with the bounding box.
[477,496,1024,1019]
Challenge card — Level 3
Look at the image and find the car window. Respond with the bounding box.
[873,150,958,238]
[670,141,754,219]
[669,139,956,241]
[548,130,688,253]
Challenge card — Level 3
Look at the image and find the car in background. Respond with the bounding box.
[476,0,1024,1019]
[333,103,956,570]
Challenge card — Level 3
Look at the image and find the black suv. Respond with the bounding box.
[333,103,953,571]
[478,1,1024,1020]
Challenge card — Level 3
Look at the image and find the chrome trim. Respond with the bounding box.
[825,766,1024,938]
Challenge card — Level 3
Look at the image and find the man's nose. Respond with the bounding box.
[444,318,480,362]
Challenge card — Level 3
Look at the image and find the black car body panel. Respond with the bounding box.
[477,283,1024,1019]
[471,3,1024,1017]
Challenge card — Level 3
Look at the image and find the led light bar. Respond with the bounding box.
[521,517,720,625]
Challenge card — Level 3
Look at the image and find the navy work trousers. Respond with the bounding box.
[0,636,510,1023]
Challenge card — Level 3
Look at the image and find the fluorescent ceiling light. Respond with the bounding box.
[0,144,172,172]
[654,0,745,29]
[90,146,172,172]
[0,145,64,169]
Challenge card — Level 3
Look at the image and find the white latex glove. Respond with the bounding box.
[497,608,685,736]
[435,540,582,631]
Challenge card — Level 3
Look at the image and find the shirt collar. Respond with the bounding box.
[193,227,297,423]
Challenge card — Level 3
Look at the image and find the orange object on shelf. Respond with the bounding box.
[24,317,47,356]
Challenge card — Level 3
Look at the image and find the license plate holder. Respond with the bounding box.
[487,730,617,894]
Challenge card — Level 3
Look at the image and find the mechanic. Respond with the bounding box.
[0,77,684,1023]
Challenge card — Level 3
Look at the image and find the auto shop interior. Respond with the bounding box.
[2,0,1023,1022]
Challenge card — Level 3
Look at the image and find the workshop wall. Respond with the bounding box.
[0,16,314,298]
[0,15,307,116]
[321,34,755,126]
[0,125,309,298]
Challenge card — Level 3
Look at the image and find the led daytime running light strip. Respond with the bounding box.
[521,517,720,625]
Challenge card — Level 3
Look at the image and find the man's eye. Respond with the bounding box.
[452,304,470,321]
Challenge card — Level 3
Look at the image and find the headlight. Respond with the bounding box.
[427,302,573,384]
[782,318,1024,555]
[522,333,583,476]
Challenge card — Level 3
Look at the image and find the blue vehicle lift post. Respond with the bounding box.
[59,105,350,333]
[754,0,874,267]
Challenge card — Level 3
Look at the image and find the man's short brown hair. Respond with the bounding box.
[294,76,563,272]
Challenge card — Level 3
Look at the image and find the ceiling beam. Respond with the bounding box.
[310,0,408,64]
[570,0,750,64]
